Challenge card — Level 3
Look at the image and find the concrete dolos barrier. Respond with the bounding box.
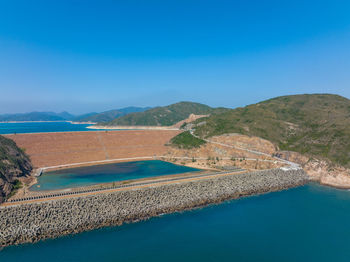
[0,168,309,247]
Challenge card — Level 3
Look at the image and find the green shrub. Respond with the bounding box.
[170,131,206,149]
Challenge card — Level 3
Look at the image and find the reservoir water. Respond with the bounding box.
[1,184,350,261]
[0,121,116,134]
[31,160,200,191]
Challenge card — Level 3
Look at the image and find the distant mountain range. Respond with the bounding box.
[73,107,151,123]
[0,111,75,122]
[0,103,227,125]
[0,107,151,123]
[105,102,228,126]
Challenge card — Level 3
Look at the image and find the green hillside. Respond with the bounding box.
[170,131,206,149]
[189,94,350,167]
[0,135,32,203]
[74,107,150,123]
[106,102,227,126]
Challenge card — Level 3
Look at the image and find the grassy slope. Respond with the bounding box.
[192,94,350,167]
[0,135,32,174]
[170,131,206,149]
[106,102,227,126]
[74,107,151,123]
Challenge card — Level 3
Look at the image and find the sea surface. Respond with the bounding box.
[31,160,200,191]
[1,184,350,261]
[0,121,115,134]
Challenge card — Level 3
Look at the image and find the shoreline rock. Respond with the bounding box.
[0,168,309,247]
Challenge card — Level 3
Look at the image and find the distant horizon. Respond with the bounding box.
[0,106,152,116]
[1,92,349,115]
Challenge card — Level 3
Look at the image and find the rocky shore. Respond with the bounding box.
[0,168,309,247]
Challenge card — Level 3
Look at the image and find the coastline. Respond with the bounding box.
[0,168,309,247]
[87,125,180,130]
[0,121,69,123]
[0,121,96,124]
[67,121,96,125]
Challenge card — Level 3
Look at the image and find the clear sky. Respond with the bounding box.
[1,0,350,114]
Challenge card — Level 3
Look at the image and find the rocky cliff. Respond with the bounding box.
[0,135,32,203]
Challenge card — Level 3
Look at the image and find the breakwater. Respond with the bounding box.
[0,168,309,247]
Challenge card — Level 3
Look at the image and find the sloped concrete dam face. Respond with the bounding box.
[0,169,309,247]
[5,130,181,168]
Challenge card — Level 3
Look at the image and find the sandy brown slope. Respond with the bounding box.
[5,130,180,168]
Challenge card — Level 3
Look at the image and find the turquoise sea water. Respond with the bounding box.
[2,184,350,261]
[31,160,200,191]
[0,122,118,134]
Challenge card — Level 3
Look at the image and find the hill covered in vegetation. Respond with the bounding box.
[105,102,228,126]
[0,107,151,123]
[169,131,206,149]
[73,107,151,123]
[188,94,350,167]
[0,135,32,203]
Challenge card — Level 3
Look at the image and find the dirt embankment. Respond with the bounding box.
[4,130,181,168]
[165,133,285,170]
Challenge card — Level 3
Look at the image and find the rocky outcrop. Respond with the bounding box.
[0,135,32,203]
[277,150,350,188]
[0,168,308,247]
[303,159,350,188]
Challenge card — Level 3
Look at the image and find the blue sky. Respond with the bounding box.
[1,0,350,114]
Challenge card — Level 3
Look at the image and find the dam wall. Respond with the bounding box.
[5,130,180,168]
[0,168,309,247]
